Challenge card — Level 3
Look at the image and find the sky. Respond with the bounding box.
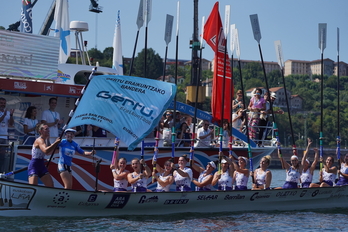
[1,0,348,64]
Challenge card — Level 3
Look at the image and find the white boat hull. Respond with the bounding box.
[0,179,347,217]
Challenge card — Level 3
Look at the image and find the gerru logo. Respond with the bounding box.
[138,195,159,204]
[96,91,154,118]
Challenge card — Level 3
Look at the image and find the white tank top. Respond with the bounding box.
[31,145,46,159]
[156,172,172,192]
[235,171,248,187]
[218,170,233,188]
[130,172,148,189]
[255,168,269,185]
[286,167,300,183]
[339,164,348,178]
[174,167,193,187]
[197,170,213,190]
[112,169,128,189]
[322,169,336,182]
[300,168,313,183]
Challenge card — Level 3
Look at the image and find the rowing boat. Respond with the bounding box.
[0,178,346,217]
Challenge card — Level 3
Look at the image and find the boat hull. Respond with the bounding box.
[0,179,347,217]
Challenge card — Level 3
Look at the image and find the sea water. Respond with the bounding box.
[0,169,347,231]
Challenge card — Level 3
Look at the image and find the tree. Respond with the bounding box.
[133,48,163,79]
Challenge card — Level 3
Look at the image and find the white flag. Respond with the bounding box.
[112,10,123,75]
[54,0,71,64]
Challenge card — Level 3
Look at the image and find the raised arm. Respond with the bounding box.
[310,148,319,173]
[302,138,312,166]
[37,138,60,154]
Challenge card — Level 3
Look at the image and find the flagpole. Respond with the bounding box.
[129,0,144,76]
[318,23,327,170]
[191,15,204,168]
[143,0,152,79]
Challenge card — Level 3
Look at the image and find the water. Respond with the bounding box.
[0,169,347,231]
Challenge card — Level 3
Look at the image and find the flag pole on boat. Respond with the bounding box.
[233,27,255,181]
[318,23,327,170]
[250,14,283,158]
[218,5,230,171]
[189,11,201,168]
[152,13,174,183]
[129,0,144,76]
[336,27,341,170]
[274,40,294,159]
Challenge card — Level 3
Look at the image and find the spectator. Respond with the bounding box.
[0,97,14,173]
[161,111,174,146]
[194,120,214,147]
[177,122,191,147]
[92,126,107,137]
[41,98,63,138]
[23,106,39,145]
[247,88,266,141]
[232,90,244,113]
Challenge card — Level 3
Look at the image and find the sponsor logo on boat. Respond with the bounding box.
[311,189,333,197]
[87,194,98,202]
[106,194,130,208]
[300,190,307,197]
[276,191,297,198]
[78,202,99,207]
[224,194,245,200]
[138,195,159,204]
[197,195,218,201]
[47,191,70,208]
[312,190,319,197]
[14,82,27,90]
[11,188,33,200]
[250,192,271,201]
[164,199,189,205]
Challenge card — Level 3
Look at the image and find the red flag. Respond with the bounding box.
[203,2,232,124]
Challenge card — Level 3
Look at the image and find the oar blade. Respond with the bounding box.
[274,40,284,68]
[318,23,327,53]
[136,0,144,29]
[250,14,261,43]
[164,14,174,45]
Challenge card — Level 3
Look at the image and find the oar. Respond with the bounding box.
[336,27,341,171]
[143,0,152,79]
[229,24,236,158]
[218,5,231,172]
[171,4,178,163]
[318,23,327,171]
[2,67,98,177]
[129,0,144,76]
[234,27,254,182]
[274,40,297,158]
[250,14,284,174]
